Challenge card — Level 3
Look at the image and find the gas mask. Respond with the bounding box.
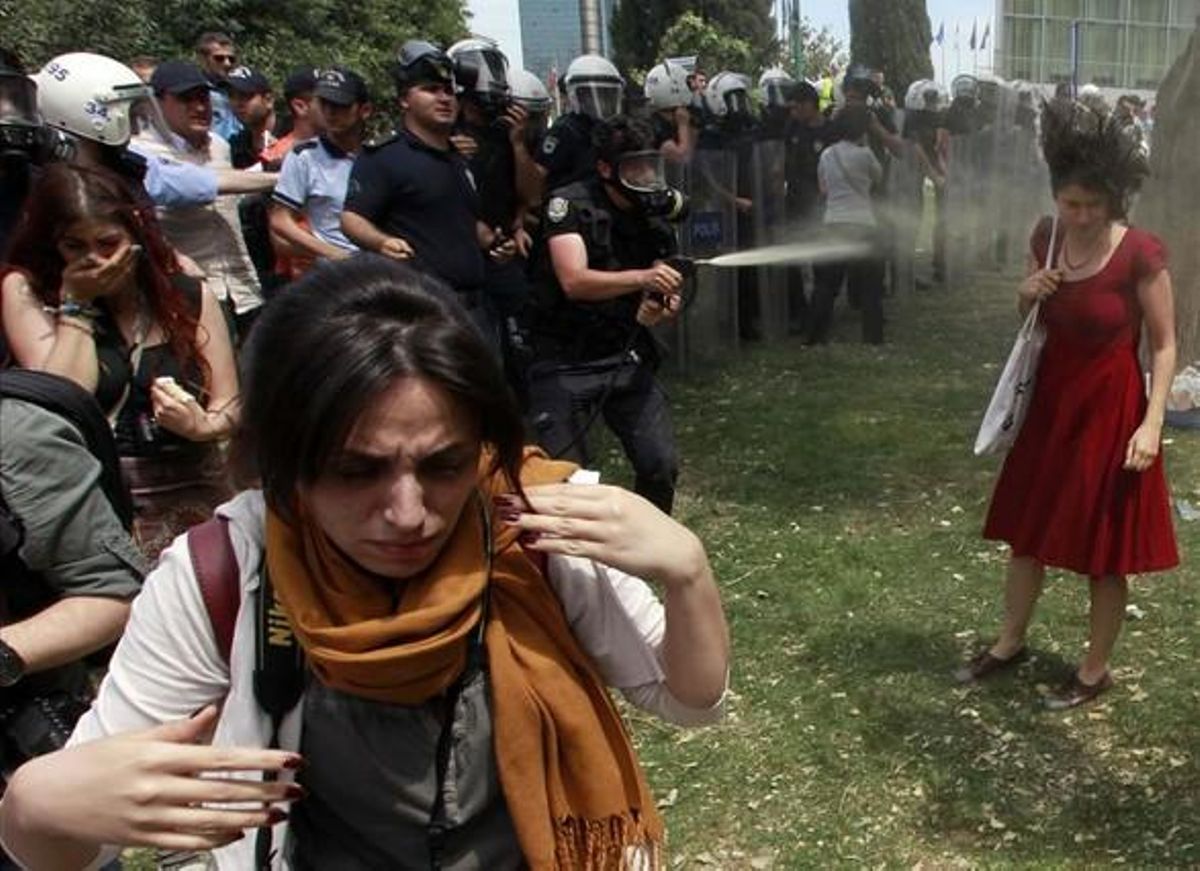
[609,150,688,221]
[0,69,49,163]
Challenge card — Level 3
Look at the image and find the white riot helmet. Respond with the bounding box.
[951,74,979,101]
[644,60,690,111]
[759,67,794,109]
[703,71,752,117]
[904,78,945,113]
[508,68,551,115]
[564,54,624,120]
[33,52,153,145]
[447,37,510,111]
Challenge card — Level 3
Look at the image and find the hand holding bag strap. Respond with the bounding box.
[1026,214,1059,327]
[187,517,240,663]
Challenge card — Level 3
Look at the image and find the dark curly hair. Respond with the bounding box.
[1040,99,1149,220]
[592,114,655,165]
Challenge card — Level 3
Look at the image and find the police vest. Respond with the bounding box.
[529,180,676,363]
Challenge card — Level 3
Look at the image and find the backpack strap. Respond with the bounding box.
[187,517,240,663]
[185,515,303,871]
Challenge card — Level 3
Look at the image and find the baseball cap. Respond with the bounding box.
[150,60,209,95]
[226,65,271,94]
[315,67,370,106]
[284,66,320,101]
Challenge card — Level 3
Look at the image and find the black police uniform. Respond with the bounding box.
[526,178,679,514]
[458,118,533,390]
[535,112,596,191]
[344,128,494,342]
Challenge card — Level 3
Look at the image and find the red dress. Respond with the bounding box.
[983,220,1179,578]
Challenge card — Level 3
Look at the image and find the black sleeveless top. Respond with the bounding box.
[93,274,206,457]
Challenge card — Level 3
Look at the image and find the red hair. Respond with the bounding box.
[5,163,209,386]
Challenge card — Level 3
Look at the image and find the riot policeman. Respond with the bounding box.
[448,39,541,394]
[535,54,624,190]
[526,116,684,513]
[643,60,695,163]
[508,68,552,153]
[0,52,46,254]
[699,71,761,339]
[902,79,949,284]
[758,67,794,140]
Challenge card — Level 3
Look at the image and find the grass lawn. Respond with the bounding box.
[610,269,1200,869]
[123,267,1198,871]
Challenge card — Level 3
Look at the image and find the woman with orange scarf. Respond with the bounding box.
[0,257,729,870]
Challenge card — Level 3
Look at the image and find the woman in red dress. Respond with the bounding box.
[957,101,1178,709]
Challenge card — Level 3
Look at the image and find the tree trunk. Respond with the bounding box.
[848,0,934,98]
[1137,24,1200,367]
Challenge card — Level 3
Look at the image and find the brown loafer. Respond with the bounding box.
[954,646,1028,684]
[1043,671,1114,711]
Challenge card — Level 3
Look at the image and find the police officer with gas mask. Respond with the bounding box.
[0,52,47,254]
[526,115,685,514]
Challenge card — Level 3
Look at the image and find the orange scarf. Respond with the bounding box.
[265,449,664,869]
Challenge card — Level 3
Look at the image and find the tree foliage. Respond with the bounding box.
[848,0,933,97]
[783,20,848,80]
[612,0,778,75]
[1,0,468,107]
[657,13,755,79]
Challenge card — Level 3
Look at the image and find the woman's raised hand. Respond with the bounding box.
[61,241,140,302]
[2,706,303,854]
[1018,267,1063,303]
[496,484,709,590]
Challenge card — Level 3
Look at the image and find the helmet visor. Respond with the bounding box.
[573,82,622,120]
[616,150,667,193]
[725,89,750,116]
[0,74,38,125]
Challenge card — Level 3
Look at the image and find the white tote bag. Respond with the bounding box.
[973,218,1056,456]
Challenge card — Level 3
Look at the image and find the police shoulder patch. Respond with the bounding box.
[363,132,400,152]
[546,197,570,224]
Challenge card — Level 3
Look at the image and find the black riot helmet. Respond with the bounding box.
[392,40,454,95]
[0,59,45,161]
[447,38,510,113]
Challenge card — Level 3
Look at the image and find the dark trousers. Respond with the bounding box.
[526,355,678,514]
[805,225,885,345]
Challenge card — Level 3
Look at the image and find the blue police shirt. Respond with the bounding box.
[271,137,358,252]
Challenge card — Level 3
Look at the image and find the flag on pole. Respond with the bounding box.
[935,22,945,46]
[969,20,978,51]
[981,21,991,51]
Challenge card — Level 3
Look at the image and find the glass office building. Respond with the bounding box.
[996,0,1199,90]
[518,0,618,83]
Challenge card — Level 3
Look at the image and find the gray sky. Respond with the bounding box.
[466,0,997,84]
